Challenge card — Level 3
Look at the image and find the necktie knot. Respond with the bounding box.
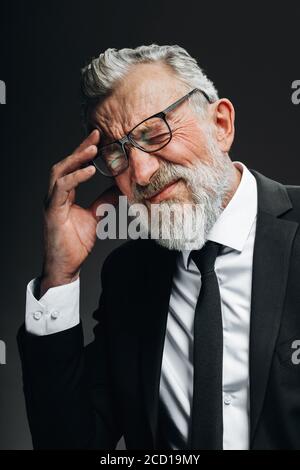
[190,241,221,275]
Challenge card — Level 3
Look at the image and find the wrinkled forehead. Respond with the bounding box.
[90,62,188,141]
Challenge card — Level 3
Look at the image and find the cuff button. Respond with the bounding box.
[33,311,42,320]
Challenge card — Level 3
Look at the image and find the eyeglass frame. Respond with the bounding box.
[91,87,212,177]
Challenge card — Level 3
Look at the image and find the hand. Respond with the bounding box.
[40,129,120,297]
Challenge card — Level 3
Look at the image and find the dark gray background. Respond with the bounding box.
[0,0,299,449]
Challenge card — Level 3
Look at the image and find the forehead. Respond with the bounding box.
[91,62,187,139]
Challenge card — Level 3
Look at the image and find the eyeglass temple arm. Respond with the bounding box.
[163,88,212,114]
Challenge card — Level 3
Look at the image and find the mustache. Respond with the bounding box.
[132,161,187,202]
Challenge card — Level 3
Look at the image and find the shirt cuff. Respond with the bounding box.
[25,277,80,335]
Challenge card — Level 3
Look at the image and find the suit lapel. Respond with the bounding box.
[139,242,178,449]
[249,170,298,446]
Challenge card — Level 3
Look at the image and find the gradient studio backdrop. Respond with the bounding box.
[0,0,299,450]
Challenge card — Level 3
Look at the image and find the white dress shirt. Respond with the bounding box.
[25,161,257,451]
[159,162,257,450]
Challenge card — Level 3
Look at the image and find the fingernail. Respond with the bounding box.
[86,165,95,173]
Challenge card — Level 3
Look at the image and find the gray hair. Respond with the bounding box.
[80,44,219,128]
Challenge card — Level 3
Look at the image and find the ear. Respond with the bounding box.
[211,98,235,152]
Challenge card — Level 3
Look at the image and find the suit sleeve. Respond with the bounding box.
[17,256,123,449]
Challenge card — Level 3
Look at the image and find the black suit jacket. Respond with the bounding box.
[18,170,300,449]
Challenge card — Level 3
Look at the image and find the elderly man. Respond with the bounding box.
[18,44,300,450]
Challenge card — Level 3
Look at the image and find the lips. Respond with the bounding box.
[146,179,180,204]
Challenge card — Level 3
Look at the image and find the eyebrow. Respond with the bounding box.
[89,99,168,146]
[90,87,209,147]
[92,108,167,148]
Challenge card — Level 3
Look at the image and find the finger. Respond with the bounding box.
[50,165,96,208]
[75,128,100,153]
[88,185,123,220]
[56,144,98,176]
[48,145,98,195]
[48,128,100,190]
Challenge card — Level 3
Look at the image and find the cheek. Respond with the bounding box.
[158,135,210,167]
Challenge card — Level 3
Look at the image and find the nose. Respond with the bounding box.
[126,145,160,186]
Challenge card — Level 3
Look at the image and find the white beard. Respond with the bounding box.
[128,129,236,251]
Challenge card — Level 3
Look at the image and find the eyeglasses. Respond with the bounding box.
[91,88,212,177]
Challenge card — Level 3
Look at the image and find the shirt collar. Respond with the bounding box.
[182,161,258,270]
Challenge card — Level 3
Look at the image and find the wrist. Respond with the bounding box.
[39,272,80,298]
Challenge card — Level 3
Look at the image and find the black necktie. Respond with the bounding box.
[189,241,223,450]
